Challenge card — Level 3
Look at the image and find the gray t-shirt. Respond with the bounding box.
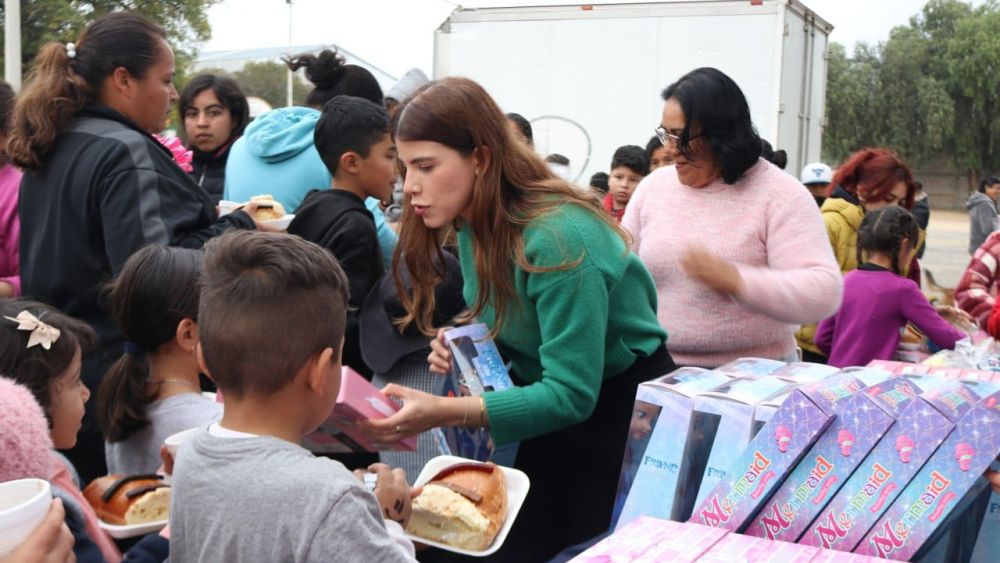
[105,393,223,475]
[168,428,415,562]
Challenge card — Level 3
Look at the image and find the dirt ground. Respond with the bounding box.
[921,209,974,293]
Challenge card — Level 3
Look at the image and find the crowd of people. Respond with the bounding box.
[0,9,997,563]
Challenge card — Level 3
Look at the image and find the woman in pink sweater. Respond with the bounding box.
[622,68,843,368]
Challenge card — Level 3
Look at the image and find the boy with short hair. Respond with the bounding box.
[645,134,674,171]
[169,230,415,562]
[604,145,650,222]
[289,96,398,378]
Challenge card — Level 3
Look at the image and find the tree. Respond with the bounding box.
[231,60,310,108]
[822,0,1000,181]
[0,0,221,70]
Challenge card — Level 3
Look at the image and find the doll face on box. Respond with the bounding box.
[630,401,662,441]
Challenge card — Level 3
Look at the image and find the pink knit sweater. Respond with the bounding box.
[622,159,843,367]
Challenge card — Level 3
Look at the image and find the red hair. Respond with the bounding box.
[832,148,916,209]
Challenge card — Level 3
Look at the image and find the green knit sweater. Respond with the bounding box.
[456,202,667,445]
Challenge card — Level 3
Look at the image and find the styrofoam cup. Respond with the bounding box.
[164,427,201,458]
[0,478,52,556]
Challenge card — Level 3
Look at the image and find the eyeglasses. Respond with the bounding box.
[655,126,701,147]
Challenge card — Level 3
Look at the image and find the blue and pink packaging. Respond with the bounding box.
[611,368,731,528]
[970,460,1000,563]
[691,376,792,509]
[713,357,787,377]
[800,381,980,552]
[690,375,862,532]
[695,530,820,562]
[571,517,726,562]
[773,363,841,384]
[747,377,921,542]
[856,391,1000,560]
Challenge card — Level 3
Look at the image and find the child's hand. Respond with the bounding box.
[0,498,74,563]
[159,445,175,476]
[987,469,1000,495]
[428,327,453,375]
[936,305,974,328]
[367,463,413,528]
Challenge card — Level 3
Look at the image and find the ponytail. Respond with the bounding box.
[6,12,166,170]
[96,245,203,442]
[97,353,159,443]
[6,43,90,169]
[857,206,919,275]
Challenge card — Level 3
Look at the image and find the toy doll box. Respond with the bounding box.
[800,380,979,552]
[747,377,921,542]
[696,530,819,562]
[713,357,787,378]
[303,367,417,453]
[691,375,862,532]
[856,391,1000,560]
[691,376,792,509]
[773,362,841,384]
[571,516,726,563]
[613,368,732,529]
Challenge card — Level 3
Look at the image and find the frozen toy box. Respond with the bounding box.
[612,368,732,528]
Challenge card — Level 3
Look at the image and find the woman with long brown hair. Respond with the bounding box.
[7,11,261,482]
[363,77,673,560]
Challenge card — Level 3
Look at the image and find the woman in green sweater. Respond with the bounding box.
[363,77,673,561]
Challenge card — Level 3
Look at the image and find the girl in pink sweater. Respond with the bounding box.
[622,67,843,368]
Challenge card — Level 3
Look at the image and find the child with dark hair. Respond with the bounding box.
[815,207,967,367]
[506,112,534,147]
[97,246,221,475]
[645,134,673,171]
[169,231,415,561]
[288,96,397,378]
[0,299,170,562]
[590,171,609,194]
[604,145,649,221]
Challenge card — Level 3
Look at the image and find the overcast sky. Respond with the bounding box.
[203,0,964,80]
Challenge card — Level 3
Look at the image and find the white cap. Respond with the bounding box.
[387,68,430,103]
[800,162,833,185]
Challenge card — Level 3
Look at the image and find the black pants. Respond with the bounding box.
[483,346,676,562]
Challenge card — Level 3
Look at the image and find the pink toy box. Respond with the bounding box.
[302,367,417,453]
[856,391,1000,560]
[800,380,979,552]
[748,377,922,543]
[691,375,864,532]
[697,530,819,562]
[571,517,724,562]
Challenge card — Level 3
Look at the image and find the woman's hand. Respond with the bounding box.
[0,498,74,563]
[680,247,743,295]
[936,305,974,328]
[428,327,454,375]
[362,384,445,443]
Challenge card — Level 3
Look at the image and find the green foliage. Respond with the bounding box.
[822,0,999,178]
[0,0,221,71]
[230,60,310,108]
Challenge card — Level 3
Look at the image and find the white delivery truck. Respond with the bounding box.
[433,0,832,183]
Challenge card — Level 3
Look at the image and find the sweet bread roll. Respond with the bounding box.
[83,474,170,525]
[406,462,507,551]
[248,195,286,221]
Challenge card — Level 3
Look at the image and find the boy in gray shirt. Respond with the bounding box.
[169,231,415,562]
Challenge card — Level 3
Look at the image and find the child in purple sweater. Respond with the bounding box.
[816,206,968,368]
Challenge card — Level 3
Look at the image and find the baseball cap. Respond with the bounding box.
[800,162,833,185]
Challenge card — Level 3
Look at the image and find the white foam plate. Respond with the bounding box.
[261,214,294,231]
[98,518,168,539]
[405,455,529,557]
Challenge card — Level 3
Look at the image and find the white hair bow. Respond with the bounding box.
[4,311,61,350]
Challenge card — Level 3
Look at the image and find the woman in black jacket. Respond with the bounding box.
[179,74,250,203]
[6,11,262,482]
